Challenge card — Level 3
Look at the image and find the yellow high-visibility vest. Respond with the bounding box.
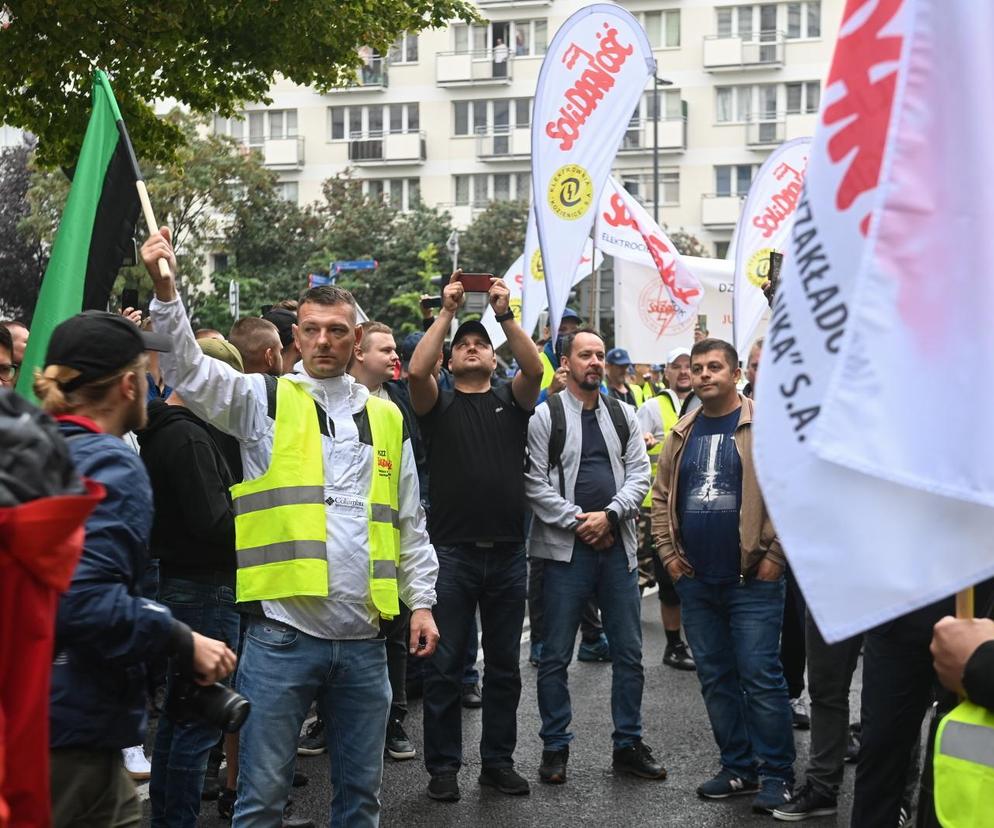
[230,378,403,619]
[934,699,994,828]
[539,350,556,390]
[642,392,681,508]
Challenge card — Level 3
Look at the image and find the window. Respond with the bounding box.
[716,8,733,37]
[715,165,757,196]
[786,81,821,114]
[644,10,680,48]
[515,98,530,129]
[213,115,245,142]
[232,109,297,144]
[362,178,420,211]
[516,172,530,201]
[330,104,419,140]
[455,175,470,206]
[513,21,530,55]
[661,170,679,205]
[715,86,755,123]
[212,253,229,273]
[454,173,530,207]
[472,174,489,207]
[248,112,264,146]
[534,20,548,53]
[331,108,345,140]
[647,89,682,120]
[715,4,780,38]
[494,173,511,202]
[454,101,470,136]
[454,98,532,136]
[452,23,489,53]
[618,170,679,206]
[786,2,821,39]
[715,241,730,259]
[276,181,299,204]
[391,32,418,62]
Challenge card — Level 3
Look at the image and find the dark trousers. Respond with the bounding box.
[780,565,807,699]
[51,748,140,828]
[528,556,604,644]
[423,544,527,774]
[380,603,411,720]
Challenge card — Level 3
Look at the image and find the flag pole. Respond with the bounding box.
[955,587,974,620]
[135,180,170,277]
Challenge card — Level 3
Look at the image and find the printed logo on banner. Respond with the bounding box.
[638,282,696,339]
[548,164,593,220]
[746,247,776,288]
[530,248,544,281]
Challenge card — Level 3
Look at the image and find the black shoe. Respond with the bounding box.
[662,641,696,671]
[292,771,308,788]
[282,800,314,828]
[772,780,838,821]
[297,717,326,756]
[461,682,483,709]
[539,747,569,784]
[845,722,861,763]
[791,696,811,730]
[479,766,531,796]
[427,773,460,802]
[217,786,236,820]
[385,717,416,761]
[612,740,667,779]
[201,774,221,801]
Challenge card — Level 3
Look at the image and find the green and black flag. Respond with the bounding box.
[16,69,145,402]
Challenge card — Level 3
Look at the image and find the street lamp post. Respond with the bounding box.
[652,75,674,225]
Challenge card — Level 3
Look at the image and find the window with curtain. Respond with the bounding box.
[716,88,733,123]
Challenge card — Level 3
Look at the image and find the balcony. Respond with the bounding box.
[437,50,513,86]
[261,137,305,170]
[701,194,744,227]
[616,116,687,154]
[785,112,818,141]
[347,131,426,165]
[477,127,531,161]
[341,57,389,91]
[703,32,785,71]
[745,118,785,147]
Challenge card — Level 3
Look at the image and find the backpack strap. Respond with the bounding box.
[600,392,631,459]
[546,393,568,497]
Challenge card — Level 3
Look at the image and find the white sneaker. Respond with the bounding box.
[122,745,152,780]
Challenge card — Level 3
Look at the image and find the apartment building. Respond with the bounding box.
[211,0,843,259]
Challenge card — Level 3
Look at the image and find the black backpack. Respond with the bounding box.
[545,392,630,497]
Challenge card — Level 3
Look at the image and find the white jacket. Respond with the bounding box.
[150,296,437,640]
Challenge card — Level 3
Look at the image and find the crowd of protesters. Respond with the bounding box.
[1,226,994,828]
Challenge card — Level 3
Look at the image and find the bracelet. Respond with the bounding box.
[494,310,515,323]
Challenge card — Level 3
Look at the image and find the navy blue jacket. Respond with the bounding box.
[50,419,190,750]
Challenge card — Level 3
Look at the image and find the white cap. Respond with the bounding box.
[666,346,691,365]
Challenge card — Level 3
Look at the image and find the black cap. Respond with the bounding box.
[45,311,172,392]
[451,320,493,348]
[262,307,296,348]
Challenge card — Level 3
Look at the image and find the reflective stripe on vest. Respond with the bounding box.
[539,351,556,390]
[365,395,404,620]
[642,393,681,508]
[934,699,994,828]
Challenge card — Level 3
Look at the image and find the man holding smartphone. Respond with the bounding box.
[408,272,543,803]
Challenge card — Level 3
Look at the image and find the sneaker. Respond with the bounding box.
[122,745,151,781]
[282,800,314,828]
[845,722,861,764]
[297,717,326,756]
[217,786,236,820]
[427,773,460,802]
[611,740,667,780]
[539,747,569,784]
[385,717,416,761]
[772,780,837,821]
[461,682,483,709]
[479,766,531,796]
[753,778,794,814]
[577,635,611,663]
[898,804,914,828]
[697,768,760,799]
[529,640,543,667]
[662,641,696,671]
[791,695,811,730]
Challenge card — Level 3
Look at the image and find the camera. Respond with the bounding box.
[166,676,250,733]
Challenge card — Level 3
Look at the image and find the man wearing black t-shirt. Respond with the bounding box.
[408,272,543,803]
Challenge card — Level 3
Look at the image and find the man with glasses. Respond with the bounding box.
[0,326,17,388]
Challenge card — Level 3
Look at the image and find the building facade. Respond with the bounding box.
[212,0,843,259]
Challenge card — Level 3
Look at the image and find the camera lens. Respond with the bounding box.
[166,680,250,733]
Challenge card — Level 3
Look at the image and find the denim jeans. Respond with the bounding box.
[675,575,795,783]
[149,577,240,828]
[537,543,644,750]
[422,544,527,775]
[233,620,390,827]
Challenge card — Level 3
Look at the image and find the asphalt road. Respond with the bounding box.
[140,592,864,827]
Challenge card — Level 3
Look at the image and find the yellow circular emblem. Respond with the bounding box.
[547,164,593,221]
[746,247,777,289]
[530,248,545,282]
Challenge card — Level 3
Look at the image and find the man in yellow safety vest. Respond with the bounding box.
[144,228,439,828]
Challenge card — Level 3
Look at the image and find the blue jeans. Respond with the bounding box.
[675,575,795,783]
[423,544,527,775]
[233,620,390,827]
[537,543,645,750]
[149,577,240,828]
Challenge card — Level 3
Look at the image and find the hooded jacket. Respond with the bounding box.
[137,399,237,582]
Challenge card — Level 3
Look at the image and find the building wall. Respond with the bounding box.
[216,0,843,259]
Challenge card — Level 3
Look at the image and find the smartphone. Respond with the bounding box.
[456,272,495,293]
[420,296,443,310]
[767,251,784,298]
[121,288,139,311]
[696,314,708,332]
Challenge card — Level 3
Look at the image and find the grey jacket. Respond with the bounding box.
[524,390,651,570]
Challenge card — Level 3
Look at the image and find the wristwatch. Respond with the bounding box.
[494,309,515,323]
[605,507,620,530]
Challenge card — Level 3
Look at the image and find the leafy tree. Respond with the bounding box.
[666,226,711,258]
[457,200,528,277]
[389,243,441,336]
[2,1,477,168]
[0,145,48,321]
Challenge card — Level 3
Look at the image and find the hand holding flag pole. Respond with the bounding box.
[135,180,170,278]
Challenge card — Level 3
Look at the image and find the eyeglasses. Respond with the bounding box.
[0,363,18,382]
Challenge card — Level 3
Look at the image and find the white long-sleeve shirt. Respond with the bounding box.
[150,296,437,640]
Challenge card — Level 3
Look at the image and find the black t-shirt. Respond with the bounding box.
[608,385,638,408]
[419,384,532,545]
[574,408,618,513]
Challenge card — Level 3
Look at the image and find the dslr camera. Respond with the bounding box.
[165,670,250,733]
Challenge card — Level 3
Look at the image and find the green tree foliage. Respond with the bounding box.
[0,145,48,321]
[2,0,477,168]
[666,226,711,258]
[456,199,528,277]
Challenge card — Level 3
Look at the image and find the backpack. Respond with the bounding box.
[546,392,630,497]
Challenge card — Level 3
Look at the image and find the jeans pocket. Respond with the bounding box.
[246,621,299,648]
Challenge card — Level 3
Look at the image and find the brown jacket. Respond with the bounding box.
[650,394,784,578]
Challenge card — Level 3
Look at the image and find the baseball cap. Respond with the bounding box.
[666,347,691,365]
[261,307,296,348]
[651,363,664,372]
[44,311,172,392]
[399,332,424,366]
[199,338,244,372]
[605,347,632,366]
[561,308,582,323]
[451,320,493,348]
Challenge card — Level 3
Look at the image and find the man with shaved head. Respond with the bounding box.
[229,317,283,377]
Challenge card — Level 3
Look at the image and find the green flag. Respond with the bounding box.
[16,70,142,402]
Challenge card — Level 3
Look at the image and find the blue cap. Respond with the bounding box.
[605,347,632,366]
[651,363,664,372]
[561,307,582,323]
[399,332,425,363]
